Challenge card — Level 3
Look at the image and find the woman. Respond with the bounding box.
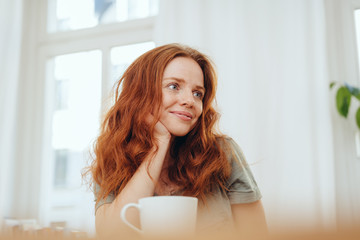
[88,43,267,237]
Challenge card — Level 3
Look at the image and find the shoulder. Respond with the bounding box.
[215,136,247,166]
[216,138,262,204]
[215,135,240,149]
[215,135,233,151]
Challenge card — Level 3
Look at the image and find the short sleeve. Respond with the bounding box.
[225,138,262,204]
[94,183,116,213]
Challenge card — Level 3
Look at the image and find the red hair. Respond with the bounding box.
[88,43,231,204]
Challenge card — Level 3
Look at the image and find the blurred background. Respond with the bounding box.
[0,0,360,236]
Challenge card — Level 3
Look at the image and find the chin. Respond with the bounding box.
[170,131,190,137]
[168,127,193,137]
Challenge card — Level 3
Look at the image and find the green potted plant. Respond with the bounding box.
[330,82,360,129]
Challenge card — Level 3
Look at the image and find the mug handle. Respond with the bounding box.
[120,203,142,233]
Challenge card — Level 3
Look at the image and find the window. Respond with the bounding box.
[110,41,155,83]
[36,0,158,233]
[47,0,158,32]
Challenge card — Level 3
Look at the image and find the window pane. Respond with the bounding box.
[54,149,68,187]
[47,0,159,32]
[110,41,155,87]
[46,50,101,233]
[51,50,102,189]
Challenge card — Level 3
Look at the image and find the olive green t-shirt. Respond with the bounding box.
[93,137,262,231]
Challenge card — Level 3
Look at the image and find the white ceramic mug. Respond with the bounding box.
[120,196,198,237]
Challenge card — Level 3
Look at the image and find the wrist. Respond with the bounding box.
[156,135,171,145]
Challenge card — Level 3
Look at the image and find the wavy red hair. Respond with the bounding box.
[88,43,231,204]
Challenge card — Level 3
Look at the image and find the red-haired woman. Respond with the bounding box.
[89,43,267,237]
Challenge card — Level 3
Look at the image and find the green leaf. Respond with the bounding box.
[330,82,336,89]
[336,86,351,118]
[356,108,360,130]
[345,82,360,101]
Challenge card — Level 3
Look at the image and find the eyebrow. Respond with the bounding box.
[163,77,206,92]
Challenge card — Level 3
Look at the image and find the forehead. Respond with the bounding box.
[162,57,204,87]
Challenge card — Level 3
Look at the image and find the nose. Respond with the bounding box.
[180,90,194,107]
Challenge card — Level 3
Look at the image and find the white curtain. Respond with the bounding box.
[0,0,23,226]
[154,0,336,230]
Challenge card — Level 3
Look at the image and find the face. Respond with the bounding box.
[159,57,205,137]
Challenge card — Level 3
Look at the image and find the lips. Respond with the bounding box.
[170,111,193,120]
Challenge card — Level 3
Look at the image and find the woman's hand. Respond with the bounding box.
[146,114,171,144]
[97,115,171,238]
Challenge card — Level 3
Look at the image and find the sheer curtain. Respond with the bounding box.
[0,0,23,226]
[154,0,336,230]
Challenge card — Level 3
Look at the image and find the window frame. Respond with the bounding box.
[26,0,157,230]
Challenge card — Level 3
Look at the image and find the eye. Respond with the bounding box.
[193,91,203,99]
[168,83,179,90]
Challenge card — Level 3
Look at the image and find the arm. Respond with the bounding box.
[231,200,268,237]
[95,119,171,238]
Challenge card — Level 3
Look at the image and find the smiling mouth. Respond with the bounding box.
[171,111,193,120]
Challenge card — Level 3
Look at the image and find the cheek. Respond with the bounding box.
[197,103,203,116]
[159,94,173,118]
[161,92,174,108]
